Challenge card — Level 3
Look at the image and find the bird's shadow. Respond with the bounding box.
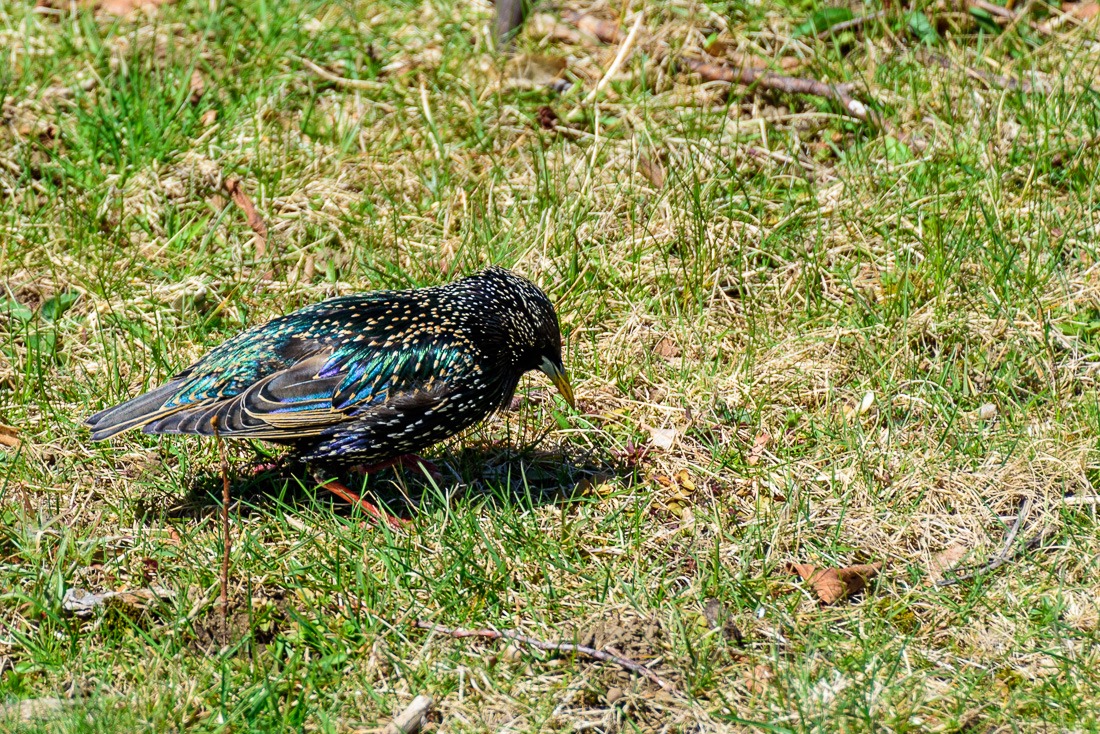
[160,445,638,523]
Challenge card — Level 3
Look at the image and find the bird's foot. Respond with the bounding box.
[350,454,442,482]
[316,476,409,530]
[249,461,282,476]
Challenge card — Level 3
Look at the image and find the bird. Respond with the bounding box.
[86,266,575,525]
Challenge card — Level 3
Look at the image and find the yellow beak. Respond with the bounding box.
[540,358,576,409]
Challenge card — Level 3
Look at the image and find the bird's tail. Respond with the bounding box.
[85,379,190,441]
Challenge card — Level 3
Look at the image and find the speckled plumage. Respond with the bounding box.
[86,266,573,467]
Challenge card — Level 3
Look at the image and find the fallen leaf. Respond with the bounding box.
[746,431,770,466]
[504,54,568,91]
[648,426,678,450]
[0,424,19,449]
[653,336,678,358]
[1062,1,1099,19]
[743,664,773,694]
[189,70,205,104]
[673,469,695,492]
[98,0,171,15]
[928,544,968,582]
[638,155,666,188]
[62,586,173,617]
[703,598,745,644]
[788,562,881,604]
[201,109,218,126]
[562,10,623,43]
[0,697,65,723]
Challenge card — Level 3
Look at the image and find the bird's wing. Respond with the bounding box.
[141,339,475,439]
[87,293,478,441]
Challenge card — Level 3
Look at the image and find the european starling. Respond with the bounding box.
[86,266,574,521]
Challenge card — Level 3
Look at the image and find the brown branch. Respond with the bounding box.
[918,50,1042,93]
[382,695,434,734]
[214,418,231,643]
[415,620,676,692]
[558,11,872,125]
[681,57,877,124]
[937,497,1038,587]
[223,177,269,267]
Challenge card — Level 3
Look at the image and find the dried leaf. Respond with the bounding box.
[788,562,881,604]
[1062,1,1099,19]
[746,431,770,466]
[743,664,773,694]
[649,426,678,450]
[0,697,65,723]
[673,469,695,492]
[638,155,666,188]
[703,598,745,644]
[201,109,218,126]
[99,0,171,15]
[505,54,568,90]
[189,70,205,104]
[929,544,968,581]
[62,586,172,617]
[563,10,623,44]
[0,424,19,449]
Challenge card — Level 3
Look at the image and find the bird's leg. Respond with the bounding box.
[312,471,409,529]
[350,454,442,482]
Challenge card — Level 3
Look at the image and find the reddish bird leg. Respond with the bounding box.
[316,477,409,529]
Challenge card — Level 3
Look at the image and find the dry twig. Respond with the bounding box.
[223,177,269,266]
[917,50,1043,93]
[382,695,434,734]
[559,11,878,126]
[214,418,231,642]
[937,497,1038,587]
[681,57,875,124]
[415,620,676,691]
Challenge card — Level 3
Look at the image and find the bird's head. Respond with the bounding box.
[475,266,575,409]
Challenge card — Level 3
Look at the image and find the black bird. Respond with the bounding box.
[86,266,575,522]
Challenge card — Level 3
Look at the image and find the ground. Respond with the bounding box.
[2,0,1100,731]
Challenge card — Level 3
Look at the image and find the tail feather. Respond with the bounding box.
[85,379,193,441]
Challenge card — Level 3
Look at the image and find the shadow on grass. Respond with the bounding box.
[159,444,639,523]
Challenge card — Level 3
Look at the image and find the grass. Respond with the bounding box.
[2,0,1100,730]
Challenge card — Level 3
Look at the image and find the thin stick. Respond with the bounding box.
[681,57,875,124]
[917,50,1041,93]
[382,695,434,734]
[937,497,1034,587]
[214,418,231,642]
[223,177,269,264]
[584,12,644,104]
[414,620,676,692]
